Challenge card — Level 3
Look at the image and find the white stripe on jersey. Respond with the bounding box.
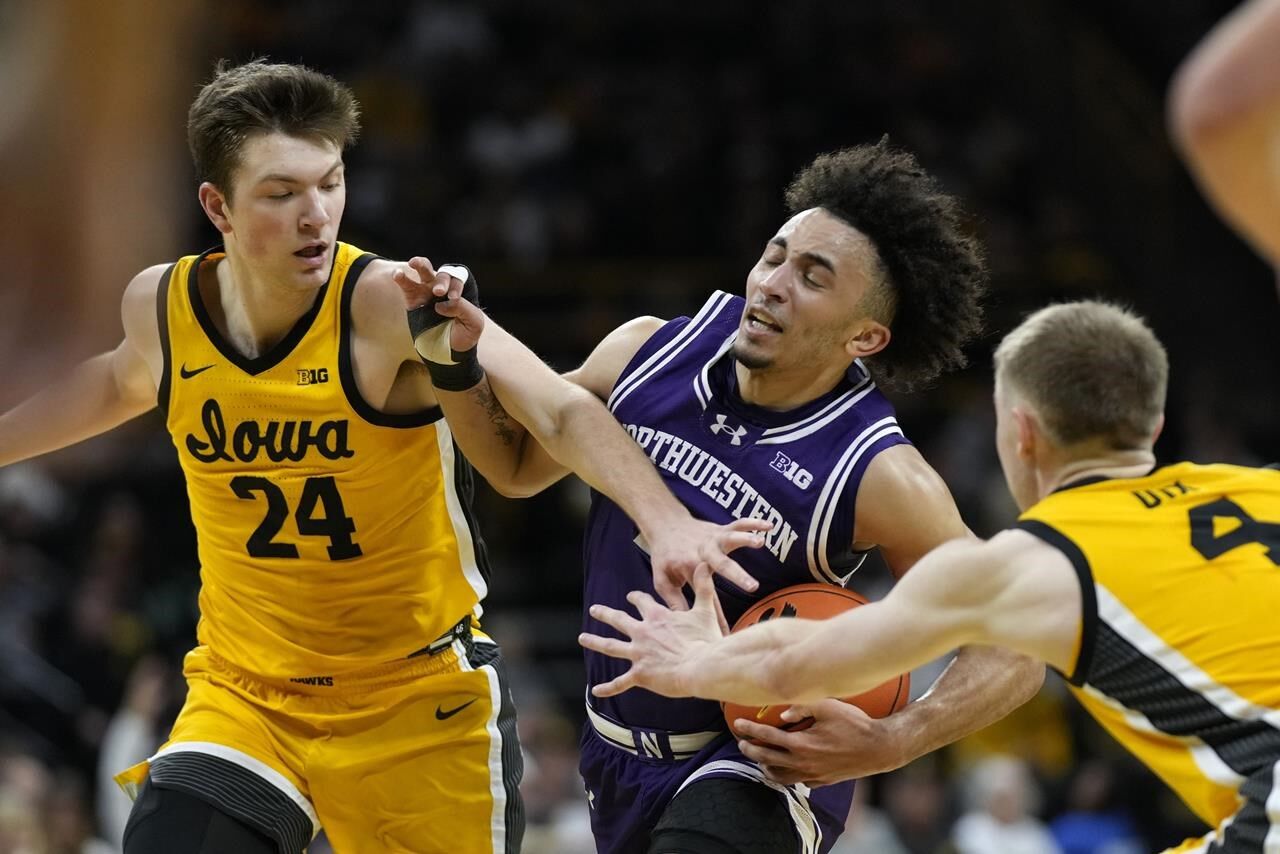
[436,421,487,603]
[806,417,902,583]
[151,742,320,834]
[609,291,735,412]
[1097,587,1280,732]
[694,331,739,410]
[758,378,876,446]
[1078,680,1246,792]
[457,644,514,854]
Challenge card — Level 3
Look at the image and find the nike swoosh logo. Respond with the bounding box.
[180,363,214,379]
[435,699,478,721]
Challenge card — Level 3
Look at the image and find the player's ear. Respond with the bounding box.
[845,321,890,360]
[1012,405,1038,461]
[1151,412,1166,445]
[199,182,233,235]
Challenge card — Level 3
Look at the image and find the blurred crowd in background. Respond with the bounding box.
[2,1,1279,852]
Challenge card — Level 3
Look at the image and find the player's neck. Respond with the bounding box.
[211,255,321,360]
[1039,450,1157,498]
[733,360,845,411]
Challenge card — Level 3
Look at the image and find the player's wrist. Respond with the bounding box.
[419,343,486,393]
[407,263,485,392]
[871,701,925,771]
[634,501,694,544]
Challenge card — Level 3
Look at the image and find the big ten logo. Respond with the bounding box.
[298,368,330,386]
[769,452,813,489]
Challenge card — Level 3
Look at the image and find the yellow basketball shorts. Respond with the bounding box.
[116,630,522,853]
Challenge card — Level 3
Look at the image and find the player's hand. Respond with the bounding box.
[645,515,771,613]
[731,699,909,786]
[581,564,725,698]
[393,257,484,353]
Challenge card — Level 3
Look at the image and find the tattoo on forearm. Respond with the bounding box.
[471,381,518,446]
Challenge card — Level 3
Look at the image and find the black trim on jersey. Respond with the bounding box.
[187,246,330,377]
[1049,475,1111,494]
[149,751,311,854]
[452,446,494,585]
[468,640,526,854]
[155,264,176,414]
[1090,623,1280,779]
[1014,519,1098,686]
[1264,462,1280,471]
[1050,465,1161,495]
[337,252,443,428]
[1208,760,1280,851]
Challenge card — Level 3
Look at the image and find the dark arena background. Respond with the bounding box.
[2,1,1278,852]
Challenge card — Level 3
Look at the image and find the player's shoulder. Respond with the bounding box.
[123,262,173,301]
[346,256,413,339]
[857,443,945,504]
[600,315,666,350]
[570,315,668,399]
[118,262,178,360]
[120,263,175,327]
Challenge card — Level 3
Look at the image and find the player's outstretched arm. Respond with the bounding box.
[475,315,771,606]
[817,448,1047,779]
[475,315,669,498]
[582,531,1081,706]
[1170,0,1280,269]
[0,266,163,468]
[391,259,770,604]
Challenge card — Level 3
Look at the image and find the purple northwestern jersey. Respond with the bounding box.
[584,290,909,731]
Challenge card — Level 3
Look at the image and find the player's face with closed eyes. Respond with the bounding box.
[219,132,347,291]
[736,208,885,373]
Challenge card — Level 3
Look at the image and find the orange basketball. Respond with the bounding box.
[722,583,910,739]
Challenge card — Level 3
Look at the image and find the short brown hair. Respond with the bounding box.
[994,301,1168,449]
[785,140,988,392]
[187,59,361,196]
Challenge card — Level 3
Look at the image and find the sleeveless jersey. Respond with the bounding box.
[1017,462,1280,825]
[157,242,491,680]
[584,291,910,731]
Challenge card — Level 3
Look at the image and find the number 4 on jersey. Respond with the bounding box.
[231,475,362,561]
[1188,497,1280,566]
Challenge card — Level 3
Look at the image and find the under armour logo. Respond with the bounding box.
[709,414,748,445]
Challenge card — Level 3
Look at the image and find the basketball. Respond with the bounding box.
[722,583,910,739]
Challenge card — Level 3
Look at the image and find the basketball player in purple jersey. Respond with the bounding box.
[476,142,1045,853]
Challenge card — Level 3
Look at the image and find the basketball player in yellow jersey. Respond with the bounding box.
[583,301,1280,853]
[0,60,770,854]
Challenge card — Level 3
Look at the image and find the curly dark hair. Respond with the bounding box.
[785,139,987,392]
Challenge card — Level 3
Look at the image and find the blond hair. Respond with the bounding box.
[994,301,1167,449]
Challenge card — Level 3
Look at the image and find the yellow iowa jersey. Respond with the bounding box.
[157,242,490,680]
[1016,462,1280,826]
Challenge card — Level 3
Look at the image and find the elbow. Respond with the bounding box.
[527,383,589,450]
[487,480,531,500]
[487,476,544,500]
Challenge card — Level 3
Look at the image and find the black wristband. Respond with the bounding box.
[426,347,486,392]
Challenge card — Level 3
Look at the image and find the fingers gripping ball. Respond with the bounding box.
[723,583,909,740]
[407,263,484,391]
